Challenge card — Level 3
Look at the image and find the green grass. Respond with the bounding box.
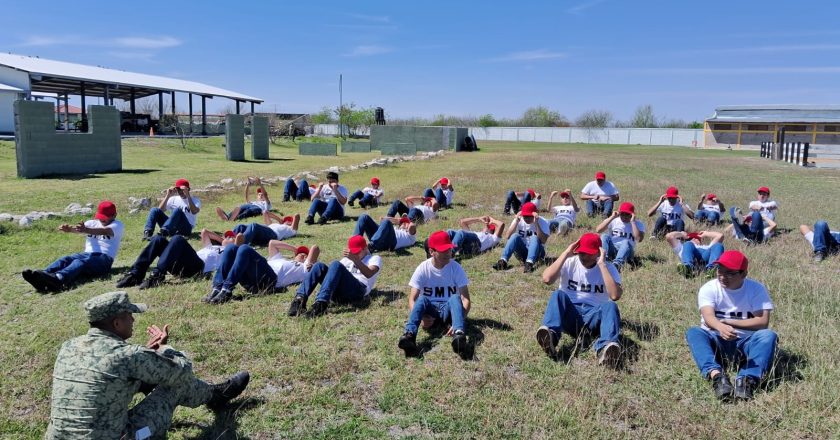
[1,138,840,439]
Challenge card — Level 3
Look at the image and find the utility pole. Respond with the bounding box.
[339,73,344,139]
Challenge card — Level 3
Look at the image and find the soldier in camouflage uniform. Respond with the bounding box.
[46,291,250,439]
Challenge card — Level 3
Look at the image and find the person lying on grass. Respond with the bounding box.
[426,215,505,259]
[229,212,300,247]
[694,193,725,225]
[725,203,777,244]
[799,221,840,262]
[580,170,619,218]
[353,213,417,253]
[424,177,455,209]
[665,230,724,279]
[386,196,440,224]
[215,176,272,221]
[503,188,541,215]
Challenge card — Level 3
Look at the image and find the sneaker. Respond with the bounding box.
[711,372,734,400]
[159,228,171,238]
[549,222,558,234]
[287,295,307,316]
[814,251,826,263]
[34,270,64,292]
[677,264,693,279]
[734,375,758,400]
[598,342,621,367]
[209,288,233,305]
[451,331,468,356]
[493,259,509,271]
[398,331,417,354]
[348,200,355,207]
[203,287,221,303]
[22,269,48,292]
[304,215,315,225]
[536,326,558,358]
[206,371,250,411]
[139,272,165,290]
[142,229,153,241]
[317,216,328,225]
[116,272,144,288]
[523,261,535,273]
[305,300,328,318]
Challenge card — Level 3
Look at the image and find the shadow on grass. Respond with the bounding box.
[369,288,405,306]
[622,319,660,341]
[764,348,807,391]
[40,168,160,180]
[407,317,512,361]
[547,330,642,372]
[176,396,265,440]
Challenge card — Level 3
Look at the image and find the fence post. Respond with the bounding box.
[803,143,810,166]
[795,142,801,165]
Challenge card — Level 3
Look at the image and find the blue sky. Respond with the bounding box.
[4,0,840,122]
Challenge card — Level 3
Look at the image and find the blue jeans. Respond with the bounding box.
[424,187,448,208]
[130,235,203,278]
[450,229,482,256]
[295,260,367,303]
[685,327,778,380]
[694,210,721,225]
[212,244,277,293]
[541,290,621,352]
[504,190,533,214]
[681,242,724,269]
[601,234,634,268]
[812,220,840,253]
[549,218,574,233]
[230,204,263,220]
[144,207,193,236]
[404,294,466,335]
[729,207,765,242]
[386,200,423,223]
[500,234,545,264]
[284,178,311,202]
[354,214,397,252]
[348,190,379,208]
[308,199,345,221]
[232,223,277,246]
[45,252,113,284]
[586,199,613,217]
[653,216,685,235]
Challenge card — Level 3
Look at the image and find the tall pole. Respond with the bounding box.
[339,73,343,139]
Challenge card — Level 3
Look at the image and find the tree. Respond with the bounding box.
[519,106,569,127]
[630,104,658,128]
[478,114,498,127]
[335,103,375,137]
[310,107,334,124]
[575,110,613,128]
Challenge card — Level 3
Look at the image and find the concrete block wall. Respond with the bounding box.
[371,125,464,152]
[380,143,417,155]
[225,114,245,161]
[14,100,121,178]
[299,143,337,156]
[251,116,269,160]
[341,141,371,153]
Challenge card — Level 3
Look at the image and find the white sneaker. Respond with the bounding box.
[598,342,621,367]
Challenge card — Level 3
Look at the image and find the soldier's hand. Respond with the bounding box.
[146,324,170,349]
[58,224,72,232]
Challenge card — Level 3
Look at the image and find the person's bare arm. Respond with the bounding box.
[332,183,348,205]
[697,194,706,211]
[264,211,283,225]
[64,222,114,236]
[569,191,580,212]
[504,217,520,240]
[182,188,200,214]
[647,195,665,217]
[595,212,618,233]
[701,230,724,245]
[405,195,425,206]
[200,228,218,246]
[665,231,685,249]
[268,240,297,258]
[631,215,644,243]
[534,218,549,244]
[721,310,771,331]
[244,180,252,203]
[257,177,271,205]
[408,287,421,311]
[700,306,739,340]
[488,216,505,237]
[158,187,175,210]
[598,248,622,301]
[304,245,320,268]
[546,191,558,211]
[459,285,471,314]
[542,240,577,285]
[459,216,484,230]
[343,250,379,279]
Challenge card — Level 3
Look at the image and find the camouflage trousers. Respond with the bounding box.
[126,378,213,439]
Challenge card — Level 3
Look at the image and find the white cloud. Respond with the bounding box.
[626,66,840,75]
[348,13,390,23]
[567,0,608,14]
[17,35,182,49]
[343,45,393,57]
[487,49,567,62]
[112,36,182,49]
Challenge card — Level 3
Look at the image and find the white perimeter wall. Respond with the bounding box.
[0,66,32,133]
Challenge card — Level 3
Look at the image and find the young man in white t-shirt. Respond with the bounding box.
[647,186,693,238]
[580,171,620,218]
[348,177,385,209]
[665,230,724,278]
[288,235,381,318]
[215,176,272,221]
[305,171,349,225]
[353,213,417,253]
[424,177,455,209]
[493,202,550,273]
[595,202,645,272]
[23,201,124,292]
[536,232,623,367]
[429,215,505,259]
[726,203,777,244]
[231,213,300,247]
[503,188,541,215]
[752,186,779,221]
[143,178,201,239]
[685,250,778,401]
[386,196,439,224]
[694,193,725,225]
[799,221,840,262]
[399,231,472,358]
[546,189,580,236]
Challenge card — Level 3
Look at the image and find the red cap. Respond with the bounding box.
[256,187,263,193]
[665,186,679,198]
[370,177,380,185]
[223,230,235,238]
[94,200,117,221]
[428,230,455,252]
[686,232,702,241]
[714,250,748,271]
[295,246,310,256]
[706,193,717,200]
[559,191,570,198]
[576,232,601,255]
[526,188,536,198]
[174,178,190,189]
[757,186,770,194]
[487,223,496,232]
[347,235,367,254]
[399,216,411,225]
[440,177,450,186]
[282,216,294,224]
[619,202,635,214]
[423,196,434,203]
[595,171,606,180]
[520,202,538,217]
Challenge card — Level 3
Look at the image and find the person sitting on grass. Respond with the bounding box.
[595,202,645,272]
[304,171,349,225]
[115,228,235,290]
[725,203,777,244]
[231,213,300,247]
[665,230,724,278]
[546,189,580,236]
[493,202,550,273]
[580,171,620,218]
[535,232,623,368]
[215,177,272,221]
[348,177,385,208]
[143,178,201,240]
[694,193,725,225]
[503,188,541,215]
[205,237,320,305]
[753,186,779,221]
[23,201,124,293]
[398,231,472,358]
[799,221,840,262]
[353,213,417,253]
[283,177,316,202]
[424,177,455,209]
[386,196,439,224]
[427,215,505,259]
[647,186,693,239]
[287,235,381,318]
[685,250,778,401]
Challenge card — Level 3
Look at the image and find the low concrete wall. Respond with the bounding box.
[15,100,121,178]
[341,141,371,153]
[251,116,269,160]
[380,142,417,155]
[371,125,465,152]
[299,143,337,156]
[225,114,245,161]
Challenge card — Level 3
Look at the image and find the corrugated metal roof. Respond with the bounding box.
[708,116,840,123]
[0,53,262,102]
[716,104,840,111]
[707,104,840,123]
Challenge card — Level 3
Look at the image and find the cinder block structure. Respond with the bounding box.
[225,114,245,161]
[299,143,337,156]
[251,116,269,160]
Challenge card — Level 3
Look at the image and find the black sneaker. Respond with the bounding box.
[22,269,48,292]
[305,300,328,318]
[348,200,355,207]
[158,228,171,238]
[734,375,758,400]
[287,295,307,316]
[549,222,558,234]
[711,373,734,400]
[209,288,233,305]
[536,326,558,358]
[493,259,509,271]
[451,331,468,356]
[317,216,328,225]
[142,229,153,241]
[304,215,315,225]
[34,271,64,292]
[523,261,535,273]
[398,332,417,354]
[814,251,826,263]
[116,272,144,288]
[139,272,165,290]
[203,287,221,303]
[206,371,250,411]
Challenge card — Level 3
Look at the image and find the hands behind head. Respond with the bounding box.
[598,247,606,266]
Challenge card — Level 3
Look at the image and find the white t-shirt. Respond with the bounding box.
[268,223,296,240]
[196,245,224,273]
[658,202,685,225]
[606,218,646,248]
[251,200,271,213]
[531,197,542,210]
[362,187,384,203]
[804,230,840,246]
[581,180,619,197]
[267,255,309,288]
[415,205,436,222]
[701,203,721,213]
[751,200,778,221]
[409,258,470,305]
[394,227,416,249]
[83,219,124,259]
[512,216,551,240]
[672,242,711,259]
[166,196,201,227]
[339,254,382,294]
[698,279,774,337]
[551,205,577,225]
[317,184,349,203]
[557,256,622,306]
[476,232,500,252]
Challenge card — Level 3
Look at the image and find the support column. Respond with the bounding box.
[64,94,70,132]
[80,81,87,132]
[250,101,255,114]
[235,100,240,115]
[103,86,110,107]
[158,92,164,121]
[201,95,207,135]
[188,93,193,134]
[170,91,175,115]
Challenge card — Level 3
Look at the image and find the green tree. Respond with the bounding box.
[310,106,334,124]
[575,110,613,128]
[519,106,569,127]
[630,104,658,128]
[478,114,498,127]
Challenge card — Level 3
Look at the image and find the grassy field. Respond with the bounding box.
[1,137,839,439]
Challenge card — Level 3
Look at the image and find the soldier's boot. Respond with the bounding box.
[207,371,251,411]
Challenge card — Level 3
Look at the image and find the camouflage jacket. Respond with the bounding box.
[45,328,195,439]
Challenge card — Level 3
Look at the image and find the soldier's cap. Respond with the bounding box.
[85,291,147,322]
